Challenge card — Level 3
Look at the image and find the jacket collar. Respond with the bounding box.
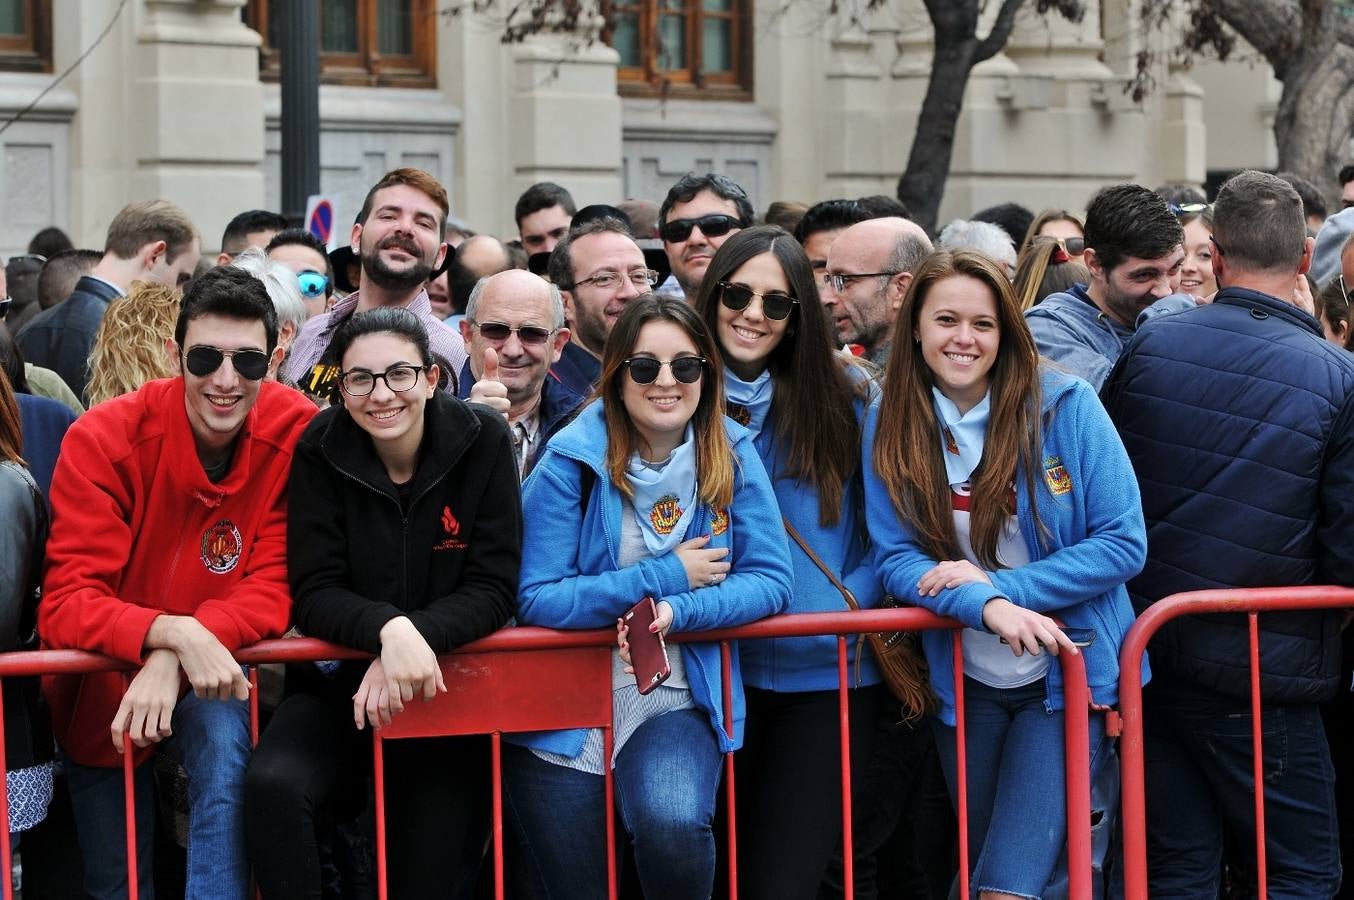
[317,391,482,498]
[457,361,585,435]
[1213,286,1323,338]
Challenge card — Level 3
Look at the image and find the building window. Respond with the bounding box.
[608,0,750,98]
[0,0,51,73]
[246,0,435,88]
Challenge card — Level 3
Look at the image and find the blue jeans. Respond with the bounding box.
[1143,679,1341,899]
[934,677,1109,900]
[65,689,251,900]
[502,707,723,900]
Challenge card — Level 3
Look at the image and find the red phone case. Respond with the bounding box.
[624,597,672,695]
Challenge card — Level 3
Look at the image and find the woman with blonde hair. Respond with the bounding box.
[1013,237,1090,311]
[85,280,181,407]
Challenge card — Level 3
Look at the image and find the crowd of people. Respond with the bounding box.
[1,161,1354,900]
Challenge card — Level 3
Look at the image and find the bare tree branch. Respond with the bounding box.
[975,0,1031,62]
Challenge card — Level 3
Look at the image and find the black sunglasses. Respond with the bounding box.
[1061,237,1086,256]
[623,356,706,385]
[661,214,741,244]
[718,282,798,321]
[185,346,271,381]
[473,321,555,346]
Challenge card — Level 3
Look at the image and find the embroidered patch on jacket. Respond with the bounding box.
[650,494,683,535]
[1043,456,1073,495]
[943,427,960,456]
[711,507,729,536]
[727,403,752,427]
[200,520,243,574]
[434,504,468,551]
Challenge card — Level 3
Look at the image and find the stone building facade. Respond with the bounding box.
[0,0,1283,257]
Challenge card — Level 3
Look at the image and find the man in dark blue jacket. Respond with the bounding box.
[17,200,201,402]
[1104,170,1354,899]
[458,269,585,479]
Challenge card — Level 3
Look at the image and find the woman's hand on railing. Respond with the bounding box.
[110,648,181,751]
[378,616,447,711]
[917,559,992,597]
[353,658,395,731]
[676,535,731,591]
[980,598,1078,658]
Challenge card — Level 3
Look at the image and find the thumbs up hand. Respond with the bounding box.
[468,347,510,417]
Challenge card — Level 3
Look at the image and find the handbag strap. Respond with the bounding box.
[782,518,861,612]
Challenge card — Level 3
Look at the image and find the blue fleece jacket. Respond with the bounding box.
[513,401,793,756]
[1025,284,1194,391]
[863,369,1148,725]
[738,374,884,692]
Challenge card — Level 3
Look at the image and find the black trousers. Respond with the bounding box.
[245,691,490,900]
[727,684,884,900]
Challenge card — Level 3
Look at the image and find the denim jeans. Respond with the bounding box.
[65,689,251,900]
[1143,678,1341,899]
[934,676,1109,900]
[502,707,723,900]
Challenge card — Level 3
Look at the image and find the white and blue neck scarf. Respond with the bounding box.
[624,427,700,555]
[724,368,774,437]
[931,387,990,487]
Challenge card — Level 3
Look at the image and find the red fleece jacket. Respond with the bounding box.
[38,377,315,767]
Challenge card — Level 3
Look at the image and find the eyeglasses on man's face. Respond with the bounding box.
[572,269,659,292]
[822,271,899,293]
[471,321,556,347]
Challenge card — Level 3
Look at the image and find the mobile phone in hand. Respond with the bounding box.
[624,597,671,695]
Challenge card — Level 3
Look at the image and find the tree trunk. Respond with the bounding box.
[896,36,978,234]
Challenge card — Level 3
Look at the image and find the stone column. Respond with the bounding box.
[508,30,623,232]
[69,0,266,252]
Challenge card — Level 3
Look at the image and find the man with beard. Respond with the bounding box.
[283,169,468,395]
[1025,183,1192,391]
[545,216,655,395]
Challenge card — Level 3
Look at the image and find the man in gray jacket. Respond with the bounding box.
[1026,184,1192,390]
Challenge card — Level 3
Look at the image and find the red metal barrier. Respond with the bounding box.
[1116,586,1354,900]
[0,608,1100,899]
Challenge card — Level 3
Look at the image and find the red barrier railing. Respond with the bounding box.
[0,608,1100,900]
[1116,586,1354,900]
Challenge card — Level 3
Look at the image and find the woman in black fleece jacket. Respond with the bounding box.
[245,308,521,899]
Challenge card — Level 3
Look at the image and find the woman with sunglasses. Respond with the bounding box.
[246,308,520,899]
[690,225,901,898]
[864,250,1145,900]
[504,295,792,900]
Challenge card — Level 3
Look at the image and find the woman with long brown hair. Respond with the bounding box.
[692,225,895,898]
[864,250,1146,898]
[505,295,792,900]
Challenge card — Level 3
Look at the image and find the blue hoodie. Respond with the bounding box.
[514,401,794,755]
[738,373,884,692]
[863,369,1149,725]
[1025,284,1194,391]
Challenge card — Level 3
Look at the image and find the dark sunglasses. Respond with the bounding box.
[623,356,706,385]
[661,214,741,244]
[297,271,329,299]
[185,346,271,381]
[718,282,798,320]
[473,321,555,346]
[1059,237,1086,255]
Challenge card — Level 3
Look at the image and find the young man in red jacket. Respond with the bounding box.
[38,266,316,900]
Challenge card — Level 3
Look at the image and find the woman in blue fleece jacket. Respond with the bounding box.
[864,250,1147,899]
[507,295,792,900]
[692,225,914,898]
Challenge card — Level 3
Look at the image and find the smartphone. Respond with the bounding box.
[624,597,672,695]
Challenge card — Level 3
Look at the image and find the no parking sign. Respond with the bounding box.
[304,195,338,250]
